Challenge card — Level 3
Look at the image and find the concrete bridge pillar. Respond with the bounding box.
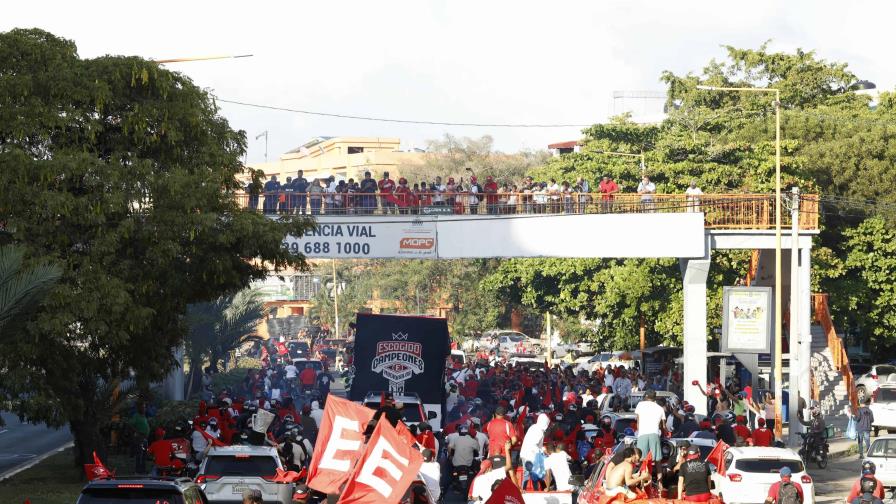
[680,241,711,416]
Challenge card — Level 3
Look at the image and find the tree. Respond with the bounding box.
[0,245,61,341]
[0,29,311,465]
[185,289,266,396]
[398,134,550,185]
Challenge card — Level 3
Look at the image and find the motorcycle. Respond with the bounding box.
[799,431,829,469]
[450,464,475,494]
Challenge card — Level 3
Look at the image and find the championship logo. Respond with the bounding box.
[371,332,425,394]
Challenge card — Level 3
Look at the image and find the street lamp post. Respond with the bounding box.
[597,151,646,170]
[696,85,784,439]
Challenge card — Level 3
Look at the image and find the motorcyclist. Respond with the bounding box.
[799,406,827,456]
[846,461,885,503]
[850,476,884,504]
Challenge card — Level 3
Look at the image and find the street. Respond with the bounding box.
[807,454,862,504]
[0,412,71,477]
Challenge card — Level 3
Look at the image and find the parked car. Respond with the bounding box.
[486,330,543,355]
[573,352,638,375]
[870,384,896,435]
[77,477,206,503]
[856,364,896,402]
[863,435,896,492]
[710,446,815,504]
[197,445,295,503]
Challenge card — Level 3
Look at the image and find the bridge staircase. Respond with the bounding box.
[810,294,857,434]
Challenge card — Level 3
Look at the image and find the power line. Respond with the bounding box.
[213,97,593,128]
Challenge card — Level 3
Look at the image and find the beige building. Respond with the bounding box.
[247,136,425,182]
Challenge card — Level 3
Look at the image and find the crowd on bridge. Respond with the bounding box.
[117,334,848,504]
[244,169,706,216]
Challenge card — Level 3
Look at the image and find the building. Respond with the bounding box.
[548,140,581,157]
[247,136,426,182]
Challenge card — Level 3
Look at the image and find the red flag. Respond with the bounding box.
[705,441,729,475]
[277,341,288,356]
[273,467,304,483]
[484,475,525,504]
[306,395,375,494]
[638,450,654,475]
[514,389,524,408]
[197,427,227,447]
[84,451,114,481]
[337,420,424,504]
[395,421,418,447]
[515,405,528,437]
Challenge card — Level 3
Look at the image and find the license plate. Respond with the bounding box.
[459,475,468,481]
[233,485,249,494]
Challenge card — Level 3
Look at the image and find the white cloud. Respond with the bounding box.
[3,0,895,162]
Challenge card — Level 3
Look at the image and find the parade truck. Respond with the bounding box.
[348,313,450,431]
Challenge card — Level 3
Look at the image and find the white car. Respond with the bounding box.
[711,446,815,504]
[870,384,896,435]
[864,435,896,489]
[197,445,294,503]
[487,330,542,355]
[856,364,896,402]
[573,352,638,375]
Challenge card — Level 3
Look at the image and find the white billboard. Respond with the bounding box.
[282,212,705,259]
[721,286,773,354]
[283,219,437,259]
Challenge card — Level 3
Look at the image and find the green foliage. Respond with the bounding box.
[0,244,61,341]
[0,28,311,464]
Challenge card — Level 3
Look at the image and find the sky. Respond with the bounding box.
[3,1,895,163]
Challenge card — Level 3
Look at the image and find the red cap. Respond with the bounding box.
[757,417,766,426]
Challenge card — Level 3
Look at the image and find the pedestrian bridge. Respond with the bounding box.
[240,191,819,418]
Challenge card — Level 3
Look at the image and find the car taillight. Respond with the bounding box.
[117,484,145,488]
[727,473,742,482]
[872,374,879,380]
[195,474,220,484]
[801,475,812,484]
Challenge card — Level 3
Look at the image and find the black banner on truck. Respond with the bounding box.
[349,313,450,405]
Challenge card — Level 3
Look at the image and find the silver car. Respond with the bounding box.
[855,364,896,402]
[197,445,294,504]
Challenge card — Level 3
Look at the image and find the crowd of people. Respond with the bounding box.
[124,335,844,504]
[244,170,705,216]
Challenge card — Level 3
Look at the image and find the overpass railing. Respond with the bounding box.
[234,192,819,230]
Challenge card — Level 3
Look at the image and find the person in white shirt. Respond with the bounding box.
[309,400,324,427]
[191,423,209,459]
[470,461,508,503]
[614,372,633,402]
[471,420,489,459]
[634,390,666,460]
[520,413,550,467]
[637,175,656,211]
[284,363,298,381]
[685,180,703,213]
[418,449,441,503]
[544,442,574,491]
[432,176,446,205]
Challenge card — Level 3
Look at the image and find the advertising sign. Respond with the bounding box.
[283,218,436,259]
[420,205,454,216]
[721,286,773,354]
[251,275,296,302]
[348,313,450,405]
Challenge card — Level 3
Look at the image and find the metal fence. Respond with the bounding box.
[234,191,820,230]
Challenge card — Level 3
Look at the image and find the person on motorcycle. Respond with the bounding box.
[850,476,884,504]
[799,406,827,459]
[448,424,480,492]
[846,461,885,503]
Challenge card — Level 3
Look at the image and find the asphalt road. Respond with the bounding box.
[0,412,72,477]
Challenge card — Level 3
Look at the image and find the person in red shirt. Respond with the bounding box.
[484,176,499,214]
[598,175,619,213]
[751,417,774,447]
[378,171,396,214]
[733,415,752,443]
[846,461,885,502]
[766,467,804,504]
[485,406,517,457]
[394,178,412,214]
[299,364,316,393]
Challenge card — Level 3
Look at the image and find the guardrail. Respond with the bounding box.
[234,191,820,230]
[812,293,858,411]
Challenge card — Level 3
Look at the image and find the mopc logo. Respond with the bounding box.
[399,237,435,249]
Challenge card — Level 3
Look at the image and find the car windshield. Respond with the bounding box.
[506,334,525,342]
[878,388,896,402]
[402,406,423,423]
[78,488,184,504]
[614,418,637,433]
[295,361,323,372]
[877,366,896,376]
[869,439,896,457]
[203,455,278,476]
[734,458,804,473]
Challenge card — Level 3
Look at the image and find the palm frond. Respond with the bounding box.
[0,245,61,339]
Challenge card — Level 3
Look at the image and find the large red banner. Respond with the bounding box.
[485,476,525,504]
[306,395,375,494]
[337,419,423,504]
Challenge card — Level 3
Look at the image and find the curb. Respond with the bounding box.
[0,441,74,482]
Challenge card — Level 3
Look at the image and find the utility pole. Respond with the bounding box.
[332,259,339,337]
[788,187,801,445]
